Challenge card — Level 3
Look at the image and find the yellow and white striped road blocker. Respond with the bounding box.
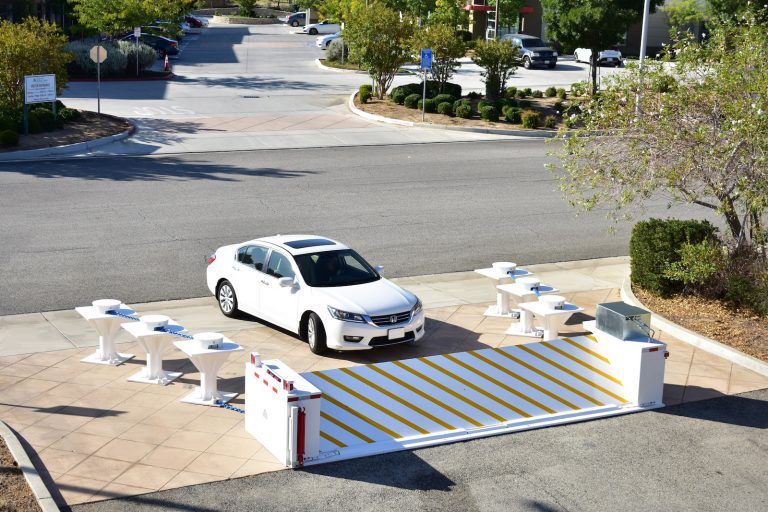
[246,326,667,467]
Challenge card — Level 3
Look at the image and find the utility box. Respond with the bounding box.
[596,302,652,341]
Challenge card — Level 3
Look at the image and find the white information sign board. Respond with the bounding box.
[24,74,56,104]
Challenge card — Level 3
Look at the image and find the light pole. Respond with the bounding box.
[638,0,651,70]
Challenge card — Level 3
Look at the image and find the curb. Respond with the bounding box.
[69,73,174,82]
[0,420,60,512]
[316,59,416,76]
[621,278,768,377]
[347,91,556,138]
[0,119,136,162]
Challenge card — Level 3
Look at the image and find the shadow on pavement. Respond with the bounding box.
[0,154,318,182]
[655,386,768,429]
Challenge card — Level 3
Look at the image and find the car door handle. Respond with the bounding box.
[261,280,269,285]
[232,266,239,271]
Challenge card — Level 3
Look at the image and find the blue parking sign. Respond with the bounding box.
[421,48,433,70]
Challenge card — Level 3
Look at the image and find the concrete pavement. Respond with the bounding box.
[1,257,767,508]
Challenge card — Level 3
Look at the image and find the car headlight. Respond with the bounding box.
[411,298,423,316]
[532,52,541,57]
[327,306,366,323]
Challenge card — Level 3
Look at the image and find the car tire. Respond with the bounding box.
[309,28,318,35]
[306,312,328,355]
[326,41,331,49]
[217,280,239,318]
[523,56,531,69]
[548,63,556,69]
[291,21,299,27]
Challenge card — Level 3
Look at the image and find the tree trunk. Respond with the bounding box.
[590,50,598,95]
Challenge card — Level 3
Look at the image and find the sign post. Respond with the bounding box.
[23,74,57,135]
[420,48,433,122]
[89,45,108,114]
[134,27,141,78]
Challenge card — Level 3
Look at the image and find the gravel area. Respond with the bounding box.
[0,437,40,512]
[634,287,768,362]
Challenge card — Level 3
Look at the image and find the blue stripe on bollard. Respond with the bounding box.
[106,310,194,339]
[216,400,245,414]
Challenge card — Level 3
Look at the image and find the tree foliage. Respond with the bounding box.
[662,0,706,37]
[547,16,768,252]
[471,39,519,101]
[345,3,414,99]
[411,24,465,93]
[488,0,525,32]
[69,0,201,35]
[429,0,467,27]
[0,17,72,114]
[541,0,664,94]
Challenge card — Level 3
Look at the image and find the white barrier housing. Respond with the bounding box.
[245,353,322,467]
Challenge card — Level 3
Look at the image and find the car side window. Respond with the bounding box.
[237,245,269,271]
[266,251,296,280]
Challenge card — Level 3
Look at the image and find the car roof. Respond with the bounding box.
[243,235,349,255]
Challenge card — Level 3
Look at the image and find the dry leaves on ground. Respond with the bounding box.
[634,288,768,362]
[0,437,40,512]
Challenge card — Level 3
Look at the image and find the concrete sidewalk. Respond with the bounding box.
[1,257,767,507]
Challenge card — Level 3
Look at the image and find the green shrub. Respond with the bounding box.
[360,90,372,103]
[556,88,567,100]
[456,30,473,42]
[404,93,421,108]
[517,99,530,108]
[455,104,472,118]
[390,81,461,100]
[477,100,493,111]
[453,98,470,115]
[359,84,373,97]
[480,105,499,121]
[59,108,80,122]
[0,129,19,147]
[523,87,532,97]
[0,116,15,132]
[545,86,557,97]
[544,115,557,128]
[433,93,455,105]
[516,89,527,98]
[391,89,407,104]
[117,41,157,72]
[67,40,127,76]
[32,108,57,131]
[437,101,453,116]
[553,101,564,113]
[570,81,590,97]
[327,39,350,62]
[467,91,481,99]
[521,110,541,129]
[505,86,517,98]
[417,98,437,113]
[532,89,543,98]
[629,218,719,297]
[663,241,725,289]
[502,106,522,123]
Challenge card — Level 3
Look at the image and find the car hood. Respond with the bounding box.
[312,278,416,316]
[528,46,556,52]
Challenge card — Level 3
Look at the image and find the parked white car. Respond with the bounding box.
[301,20,340,35]
[316,31,341,49]
[206,235,425,355]
[573,48,623,67]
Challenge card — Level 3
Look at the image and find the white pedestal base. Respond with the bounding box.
[505,324,544,337]
[483,305,521,319]
[127,369,182,386]
[81,351,134,366]
[181,389,238,406]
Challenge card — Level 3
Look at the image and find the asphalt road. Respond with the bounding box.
[0,140,707,316]
[71,388,768,512]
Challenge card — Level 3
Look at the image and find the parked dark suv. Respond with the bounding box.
[500,34,558,69]
[121,34,179,57]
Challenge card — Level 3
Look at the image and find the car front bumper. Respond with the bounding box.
[324,310,426,350]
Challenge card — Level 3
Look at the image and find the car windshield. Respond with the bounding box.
[522,38,547,48]
[294,249,380,287]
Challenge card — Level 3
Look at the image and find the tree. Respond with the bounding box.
[0,17,72,114]
[345,3,414,99]
[471,39,519,101]
[662,0,706,38]
[69,0,155,35]
[430,0,467,28]
[547,16,768,252]
[541,0,664,95]
[233,0,257,17]
[411,24,465,93]
[488,0,525,34]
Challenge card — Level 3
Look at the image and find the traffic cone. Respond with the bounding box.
[163,54,170,72]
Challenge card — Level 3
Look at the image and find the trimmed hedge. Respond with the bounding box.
[417,98,437,113]
[433,93,456,105]
[521,110,541,129]
[437,101,453,116]
[0,129,19,147]
[545,86,557,97]
[455,104,472,118]
[544,115,557,128]
[404,93,421,109]
[389,81,462,101]
[360,90,372,103]
[0,116,16,132]
[505,87,517,98]
[503,106,522,123]
[629,218,719,297]
[480,105,499,122]
[391,89,407,104]
[359,84,373,97]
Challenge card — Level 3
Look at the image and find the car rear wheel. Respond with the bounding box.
[306,312,328,355]
[523,56,531,69]
[547,63,556,69]
[309,28,318,35]
[291,21,299,27]
[217,280,239,318]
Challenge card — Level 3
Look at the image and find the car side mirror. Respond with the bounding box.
[278,277,295,288]
[374,265,384,273]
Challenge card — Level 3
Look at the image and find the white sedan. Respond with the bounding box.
[316,31,341,49]
[573,48,623,67]
[206,235,425,355]
[301,20,340,35]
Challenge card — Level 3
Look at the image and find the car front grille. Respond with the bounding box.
[369,331,416,347]
[369,311,411,326]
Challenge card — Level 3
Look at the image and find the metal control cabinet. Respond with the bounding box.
[596,302,652,341]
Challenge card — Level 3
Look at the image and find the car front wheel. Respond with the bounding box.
[523,56,531,69]
[291,21,299,27]
[306,312,328,355]
[217,280,239,318]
